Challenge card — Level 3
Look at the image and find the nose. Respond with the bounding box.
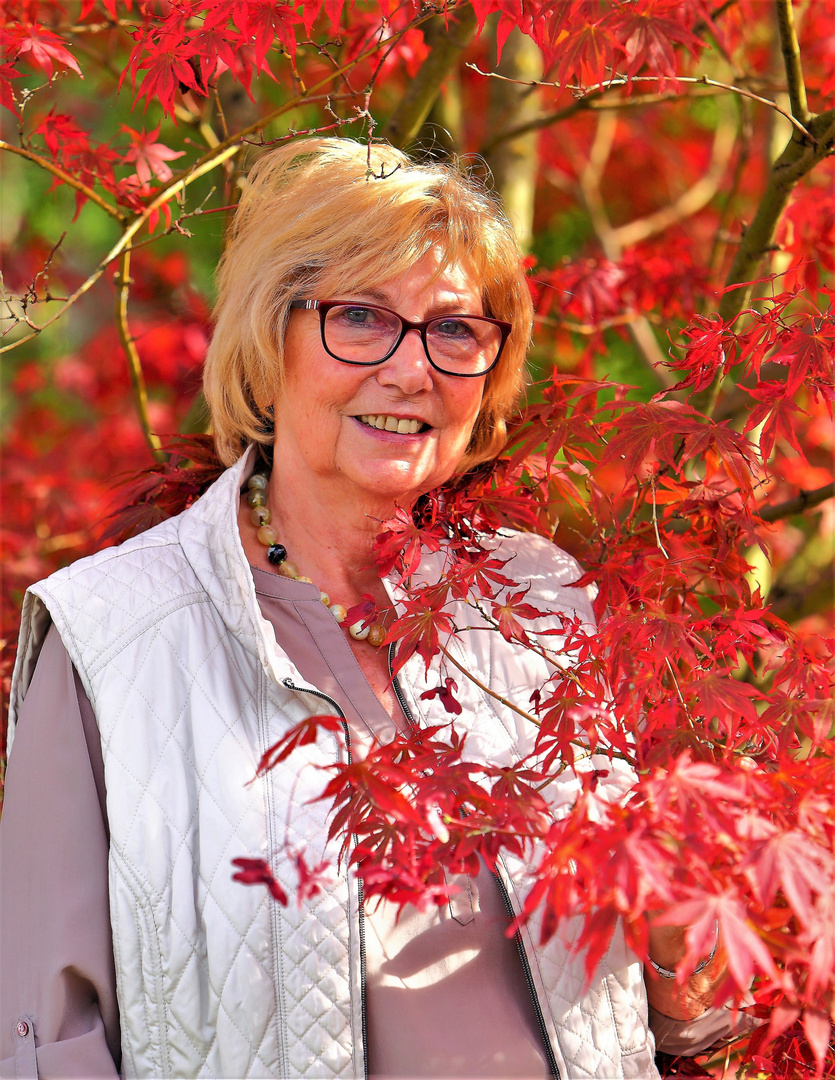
[376,326,433,394]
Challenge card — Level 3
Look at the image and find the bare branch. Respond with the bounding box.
[775,0,810,125]
[483,86,731,153]
[759,483,835,523]
[114,245,165,463]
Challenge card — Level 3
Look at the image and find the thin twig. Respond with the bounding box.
[467,65,814,140]
[483,86,732,153]
[650,477,670,558]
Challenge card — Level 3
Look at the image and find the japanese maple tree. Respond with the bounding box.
[1,1,833,1076]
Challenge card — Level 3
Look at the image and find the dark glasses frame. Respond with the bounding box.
[289,299,512,378]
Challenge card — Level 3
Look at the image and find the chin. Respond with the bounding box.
[350,469,434,505]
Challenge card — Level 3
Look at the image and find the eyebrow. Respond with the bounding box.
[338,289,482,316]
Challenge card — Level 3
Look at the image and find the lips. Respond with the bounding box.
[358,414,429,434]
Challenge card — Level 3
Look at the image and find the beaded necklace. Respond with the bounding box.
[245,471,388,648]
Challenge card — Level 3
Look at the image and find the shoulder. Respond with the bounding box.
[25,507,214,679]
[33,511,193,612]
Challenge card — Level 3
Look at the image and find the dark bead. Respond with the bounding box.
[267,544,287,566]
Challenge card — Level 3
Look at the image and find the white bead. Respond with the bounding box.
[348,620,370,640]
[319,591,330,606]
[330,603,347,623]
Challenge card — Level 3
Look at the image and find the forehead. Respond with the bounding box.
[319,250,482,311]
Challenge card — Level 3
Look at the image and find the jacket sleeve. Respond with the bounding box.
[0,625,121,1079]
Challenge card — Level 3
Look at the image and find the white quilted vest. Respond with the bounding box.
[9,447,658,1080]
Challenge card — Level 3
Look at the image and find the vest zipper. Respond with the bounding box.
[384,657,562,1078]
[388,644,417,730]
[282,678,369,1080]
[495,864,562,1080]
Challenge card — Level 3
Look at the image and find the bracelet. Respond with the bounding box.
[647,921,719,980]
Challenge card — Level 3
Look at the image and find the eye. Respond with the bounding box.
[432,317,475,339]
[339,305,381,326]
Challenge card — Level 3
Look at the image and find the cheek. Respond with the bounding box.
[448,385,484,442]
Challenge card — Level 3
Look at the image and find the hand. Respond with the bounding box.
[645,918,727,1021]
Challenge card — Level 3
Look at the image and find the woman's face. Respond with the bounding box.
[271,250,487,507]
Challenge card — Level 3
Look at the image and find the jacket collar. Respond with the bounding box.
[176,445,303,685]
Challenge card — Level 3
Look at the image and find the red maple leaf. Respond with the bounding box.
[490,587,549,645]
[744,381,807,460]
[662,890,781,990]
[613,0,706,87]
[256,713,345,776]
[420,676,463,715]
[122,124,185,183]
[0,60,23,112]
[372,504,445,582]
[231,857,288,904]
[7,23,82,78]
[293,850,334,905]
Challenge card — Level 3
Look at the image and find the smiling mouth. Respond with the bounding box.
[358,414,429,434]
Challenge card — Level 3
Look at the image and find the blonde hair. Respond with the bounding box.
[203,137,533,471]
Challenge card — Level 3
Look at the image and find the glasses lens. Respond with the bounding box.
[323,304,400,364]
[426,316,502,375]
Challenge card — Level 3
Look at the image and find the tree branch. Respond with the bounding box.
[759,482,834,522]
[0,140,124,221]
[469,66,814,140]
[0,4,457,356]
[775,0,810,125]
[439,642,541,728]
[612,114,736,249]
[382,4,478,149]
[114,244,165,463]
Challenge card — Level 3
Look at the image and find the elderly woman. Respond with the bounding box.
[1,138,729,1079]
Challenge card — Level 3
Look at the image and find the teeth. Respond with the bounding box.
[360,415,422,434]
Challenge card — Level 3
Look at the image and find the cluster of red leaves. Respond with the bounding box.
[468,0,711,84]
[532,242,711,330]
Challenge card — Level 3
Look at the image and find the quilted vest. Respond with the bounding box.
[9,447,659,1080]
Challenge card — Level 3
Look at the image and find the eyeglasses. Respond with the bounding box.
[290,299,511,377]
